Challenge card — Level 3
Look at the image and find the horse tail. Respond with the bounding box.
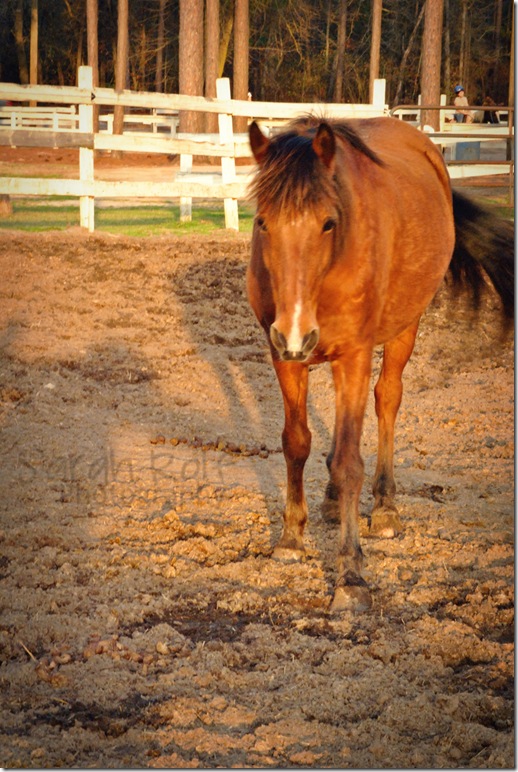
[448,190,514,324]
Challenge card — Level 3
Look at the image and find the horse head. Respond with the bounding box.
[249,120,340,362]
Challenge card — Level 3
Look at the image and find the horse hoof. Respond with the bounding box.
[272,545,305,562]
[330,584,372,614]
[370,508,403,539]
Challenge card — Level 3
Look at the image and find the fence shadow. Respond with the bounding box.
[165,249,337,547]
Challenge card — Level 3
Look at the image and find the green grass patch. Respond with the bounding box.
[0,199,255,236]
[0,191,512,236]
[477,194,514,222]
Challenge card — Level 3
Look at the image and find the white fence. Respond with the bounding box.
[390,100,514,186]
[0,68,513,231]
[0,67,388,231]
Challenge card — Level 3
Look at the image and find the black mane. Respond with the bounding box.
[249,116,383,215]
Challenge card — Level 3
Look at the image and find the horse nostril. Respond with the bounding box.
[270,324,288,355]
[302,328,319,354]
[271,324,319,361]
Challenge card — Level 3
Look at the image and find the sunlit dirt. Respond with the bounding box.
[0,228,513,768]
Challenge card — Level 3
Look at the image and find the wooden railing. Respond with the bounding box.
[391,102,514,190]
[0,104,78,130]
[3,73,511,232]
[0,68,388,231]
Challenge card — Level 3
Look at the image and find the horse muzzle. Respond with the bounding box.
[270,324,320,362]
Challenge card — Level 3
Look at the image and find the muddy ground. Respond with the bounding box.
[0,220,513,768]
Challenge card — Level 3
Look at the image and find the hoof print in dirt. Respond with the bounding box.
[330,583,372,614]
[369,508,403,539]
[272,544,306,563]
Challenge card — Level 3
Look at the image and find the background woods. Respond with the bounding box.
[0,0,513,108]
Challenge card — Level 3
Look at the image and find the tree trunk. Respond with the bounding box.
[509,3,514,111]
[14,0,28,85]
[507,4,514,162]
[443,0,450,100]
[421,0,444,129]
[394,1,425,107]
[113,0,129,138]
[86,0,99,131]
[76,28,83,74]
[332,0,347,102]
[325,0,331,66]
[459,0,468,86]
[493,0,503,94]
[155,0,166,93]
[218,7,233,78]
[205,0,219,132]
[233,0,249,132]
[179,0,204,132]
[135,24,147,90]
[30,0,38,87]
[369,0,382,103]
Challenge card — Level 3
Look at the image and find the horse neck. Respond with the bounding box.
[331,143,383,262]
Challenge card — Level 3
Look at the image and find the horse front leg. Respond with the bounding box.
[272,360,311,561]
[371,320,419,537]
[327,353,373,613]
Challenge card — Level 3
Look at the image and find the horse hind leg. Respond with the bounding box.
[321,436,340,522]
[371,320,419,538]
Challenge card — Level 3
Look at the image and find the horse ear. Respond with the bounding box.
[249,121,270,165]
[313,123,336,170]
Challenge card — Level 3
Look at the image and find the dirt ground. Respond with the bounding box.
[0,161,514,768]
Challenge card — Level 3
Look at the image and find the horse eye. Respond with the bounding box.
[256,217,268,233]
[323,218,336,233]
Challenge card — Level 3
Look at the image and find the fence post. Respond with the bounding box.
[78,66,95,232]
[371,78,386,109]
[179,152,193,222]
[216,78,239,231]
[439,93,447,131]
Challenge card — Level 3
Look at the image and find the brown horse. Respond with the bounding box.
[247,116,513,613]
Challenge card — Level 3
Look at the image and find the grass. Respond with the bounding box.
[0,190,512,237]
[477,194,514,222]
[0,199,256,237]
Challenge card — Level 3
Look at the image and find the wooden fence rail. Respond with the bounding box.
[0,69,512,231]
[0,67,388,231]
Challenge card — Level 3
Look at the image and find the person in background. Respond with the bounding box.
[482,96,500,124]
[453,85,474,123]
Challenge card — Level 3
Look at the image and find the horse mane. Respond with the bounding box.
[292,114,384,167]
[249,115,384,216]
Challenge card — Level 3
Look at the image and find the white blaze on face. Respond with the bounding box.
[279,213,312,353]
[285,300,303,352]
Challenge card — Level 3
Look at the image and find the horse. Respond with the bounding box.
[246,115,514,613]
